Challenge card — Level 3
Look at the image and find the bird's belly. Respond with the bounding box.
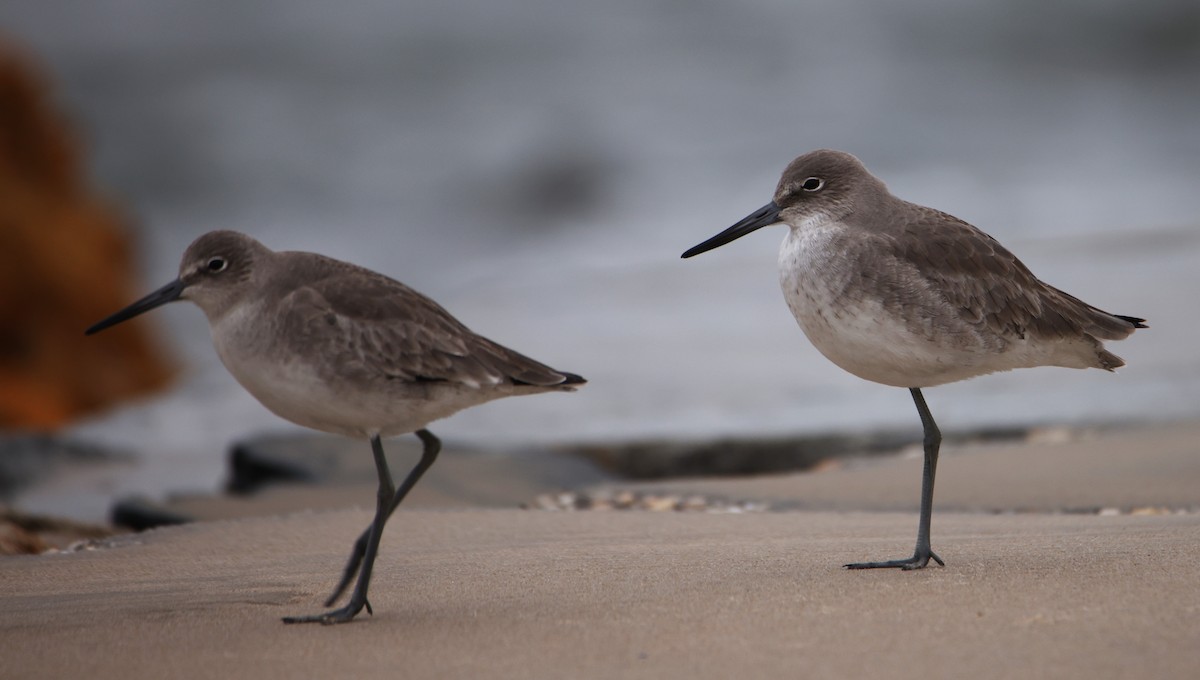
[230,357,495,437]
[212,327,493,438]
[778,226,998,388]
[782,288,959,387]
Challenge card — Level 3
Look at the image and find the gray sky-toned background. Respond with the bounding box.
[4,0,1197,503]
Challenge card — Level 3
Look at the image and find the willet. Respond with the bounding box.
[682,149,1145,570]
[86,230,584,623]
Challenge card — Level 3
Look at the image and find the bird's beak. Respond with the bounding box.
[681,202,782,258]
[85,278,185,335]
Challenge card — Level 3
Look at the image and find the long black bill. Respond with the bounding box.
[680,201,782,258]
[85,279,185,335]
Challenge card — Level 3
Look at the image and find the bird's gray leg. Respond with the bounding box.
[844,388,945,570]
[320,429,442,609]
[283,433,400,624]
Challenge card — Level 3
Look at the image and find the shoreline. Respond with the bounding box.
[9,416,1195,532]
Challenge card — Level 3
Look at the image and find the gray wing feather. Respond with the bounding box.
[888,206,1140,343]
[275,258,571,389]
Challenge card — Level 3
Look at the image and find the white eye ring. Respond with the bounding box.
[207,257,228,272]
[801,177,824,192]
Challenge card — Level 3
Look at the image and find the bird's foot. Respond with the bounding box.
[844,550,943,570]
[281,599,372,625]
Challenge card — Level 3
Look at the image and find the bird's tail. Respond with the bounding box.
[1097,349,1126,371]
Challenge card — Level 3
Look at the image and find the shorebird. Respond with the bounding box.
[86,230,584,623]
[682,149,1145,570]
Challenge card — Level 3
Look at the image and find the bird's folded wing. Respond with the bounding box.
[893,210,1136,341]
[277,273,569,388]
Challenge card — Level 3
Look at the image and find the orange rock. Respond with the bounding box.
[0,41,176,430]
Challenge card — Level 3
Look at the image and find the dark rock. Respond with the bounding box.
[223,433,373,495]
[566,426,1029,480]
[110,497,192,531]
[222,431,618,504]
[226,442,319,494]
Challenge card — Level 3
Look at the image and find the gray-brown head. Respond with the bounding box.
[682,149,887,258]
[85,230,272,334]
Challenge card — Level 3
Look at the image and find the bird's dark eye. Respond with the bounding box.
[802,177,824,192]
[207,257,227,272]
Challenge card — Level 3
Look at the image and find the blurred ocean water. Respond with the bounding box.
[3,0,1198,505]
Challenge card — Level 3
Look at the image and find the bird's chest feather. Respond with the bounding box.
[776,224,956,386]
[777,225,890,343]
[208,302,342,421]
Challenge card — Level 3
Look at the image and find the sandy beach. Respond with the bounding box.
[3,3,1198,678]
[3,420,1198,679]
